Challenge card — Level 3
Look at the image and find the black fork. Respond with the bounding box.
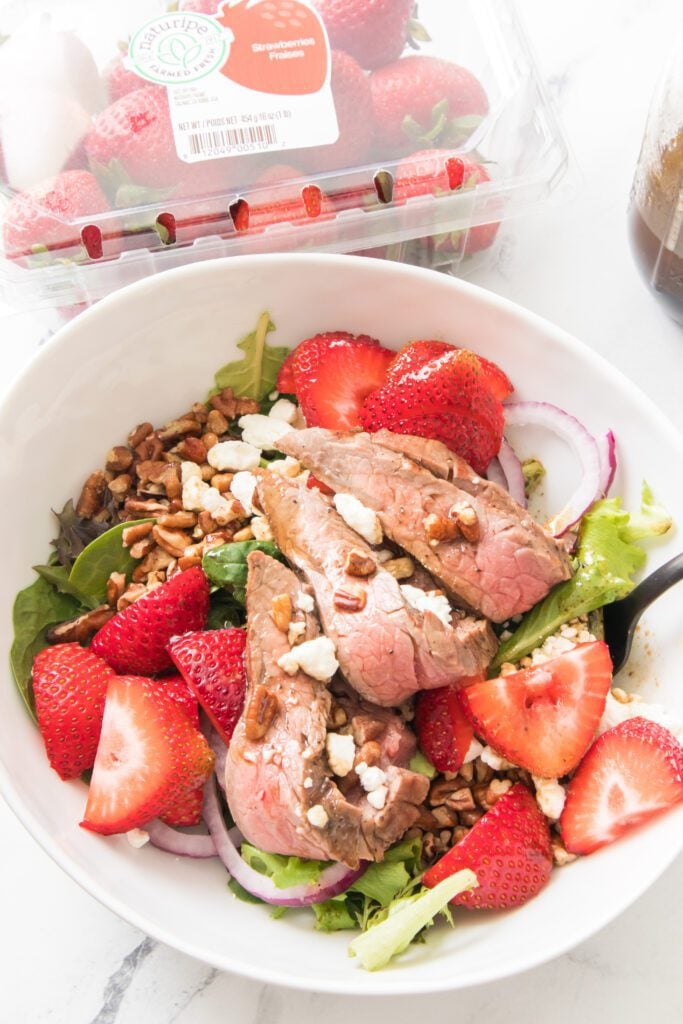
[602,552,683,674]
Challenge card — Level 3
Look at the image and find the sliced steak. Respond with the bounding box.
[278,428,572,622]
[224,551,428,867]
[256,472,496,705]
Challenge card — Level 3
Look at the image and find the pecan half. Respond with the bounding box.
[245,685,279,741]
[76,471,107,518]
[344,549,377,578]
[333,585,367,612]
[271,593,292,632]
[46,604,114,644]
[130,535,155,560]
[105,446,133,473]
[423,512,460,544]
[158,416,201,442]
[128,422,153,448]
[152,525,191,558]
[124,498,169,516]
[122,521,154,548]
[449,501,480,542]
[156,510,197,529]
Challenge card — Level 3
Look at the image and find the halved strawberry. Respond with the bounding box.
[460,642,613,778]
[424,784,552,910]
[159,785,204,828]
[386,339,513,401]
[91,567,210,676]
[360,348,504,475]
[32,643,115,780]
[276,331,380,394]
[81,676,215,836]
[168,628,247,747]
[414,684,475,773]
[560,717,683,855]
[151,673,199,729]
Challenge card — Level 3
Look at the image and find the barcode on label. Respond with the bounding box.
[186,123,278,156]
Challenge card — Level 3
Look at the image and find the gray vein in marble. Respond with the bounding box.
[167,968,219,1024]
[255,984,285,1024]
[89,937,156,1024]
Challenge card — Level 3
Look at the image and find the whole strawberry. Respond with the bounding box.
[32,643,114,780]
[102,53,143,104]
[91,566,210,676]
[393,150,500,254]
[312,0,415,70]
[3,169,114,261]
[299,51,374,173]
[169,628,247,747]
[424,784,553,910]
[370,56,488,155]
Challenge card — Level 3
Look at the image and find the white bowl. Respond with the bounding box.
[1,254,681,994]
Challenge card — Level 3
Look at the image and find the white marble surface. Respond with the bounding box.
[2,0,683,1020]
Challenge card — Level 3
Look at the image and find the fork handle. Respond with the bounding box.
[624,551,683,618]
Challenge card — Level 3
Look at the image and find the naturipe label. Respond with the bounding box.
[127,1,338,162]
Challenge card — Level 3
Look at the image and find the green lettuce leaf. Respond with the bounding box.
[492,483,672,669]
[211,312,290,403]
[312,897,359,932]
[239,842,329,890]
[206,589,245,629]
[348,870,477,971]
[202,540,284,605]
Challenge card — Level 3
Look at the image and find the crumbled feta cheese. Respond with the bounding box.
[400,584,452,628]
[182,475,210,511]
[303,777,313,790]
[359,766,386,793]
[480,746,515,771]
[230,470,258,515]
[355,761,368,778]
[306,804,328,828]
[277,636,339,682]
[268,456,301,478]
[201,487,236,525]
[532,776,566,820]
[295,592,315,613]
[367,786,388,810]
[207,440,261,472]
[287,620,306,646]
[333,493,383,546]
[597,691,683,741]
[268,398,298,423]
[463,737,484,764]
[268,390,279,401]
[181,461,202,484]
[126,828,150,849]
[251,516,273,541]
[238,413,293,451]
[326,732,356,777]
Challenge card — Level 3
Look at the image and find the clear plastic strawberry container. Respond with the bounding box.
[0,0,570,314]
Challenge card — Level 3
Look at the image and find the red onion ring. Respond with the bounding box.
[503,401,602,537]
[486,457,507,489]
[203,779,366,906]
[597,430,617,496]
[146,819,218,859]
[496,438,527,507]
[207,726,228,793]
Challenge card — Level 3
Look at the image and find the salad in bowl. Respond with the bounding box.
[10,291,682,975]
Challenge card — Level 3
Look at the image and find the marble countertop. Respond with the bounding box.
[2,0,682,1020]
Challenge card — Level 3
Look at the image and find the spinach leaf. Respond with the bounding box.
[207,589,245,629]
[202,540,284,605]
[33,563,99,609]
[51,498,121,568]
[10,576,85,722]
[211,312,289,403]
[68,518,153,606]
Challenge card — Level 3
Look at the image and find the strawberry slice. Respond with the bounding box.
[460,642,613,778]
[32,643,115,780]
[276,331,380,394]
[424,784,552,910]
[386,339,513,401]
[168,628,247,747]
[160,785,204,828]
[81,676,215,836]
[414,684,475,772]
[560,717,683,855]
[150,673,200,729]
[306,473,335,496]
[91,567,210,676]
[287,332,393,430]
[360,348,504,476]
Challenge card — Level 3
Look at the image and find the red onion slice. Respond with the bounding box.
[486,457,507,489]
[497,437,527,507]
[146,819,218,859]
[207,726,228,793]
[503,401,601,537]
[597,430,617,496]
[203,779,366,906]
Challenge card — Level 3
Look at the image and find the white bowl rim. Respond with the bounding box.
[1,252,682,995]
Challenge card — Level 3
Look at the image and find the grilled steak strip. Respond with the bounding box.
[256,472,496,705]
[278,428,572,623]
[224,551,428,867]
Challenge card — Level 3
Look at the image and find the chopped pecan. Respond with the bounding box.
[46,604,114,644]
[210,472,234,493]
[122,521,154,548]
[178,554,202,570]
[355,740,381,767]
[156,510,197,529]
[124,497,169,516]
[135,459,168,485]
[133,546,173,580]
[428,778,460,807]
[106,571,126,608]
[106,446,133,473]
[128,422,153,448]
[76,471,107,518]
[130,535,155,560]
[327,701,348,729]
[449,501,480,542]
[344,549,377,578]
[160,464,181,500]
[203,530,232,549]
[200,463,215,482]
[432,805,459,827]
[196,511,219,536]
[551,837,578,867]
[333,585,367,612]
[158,416,201,442]
[475,760,493,784]
[235,397,260,415]
[135,435,164,462]
[485,778,513,806]
[191,402,209,425]
[152,525,191,558]
[206,409,229,435]
[202,432,219,450]
[459,808,483,827]
[271,593,292,632]
[446,787,476,812]
[177,436,207,464]
[245,685,279,741]
[423,512,460,544]
[232,525,254,542]
[351,715,384,745]
[458,762,474,783]
[108,473,132,500]
[117,583,148,610]
[209,389,237,419]
[383,556,414,580]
